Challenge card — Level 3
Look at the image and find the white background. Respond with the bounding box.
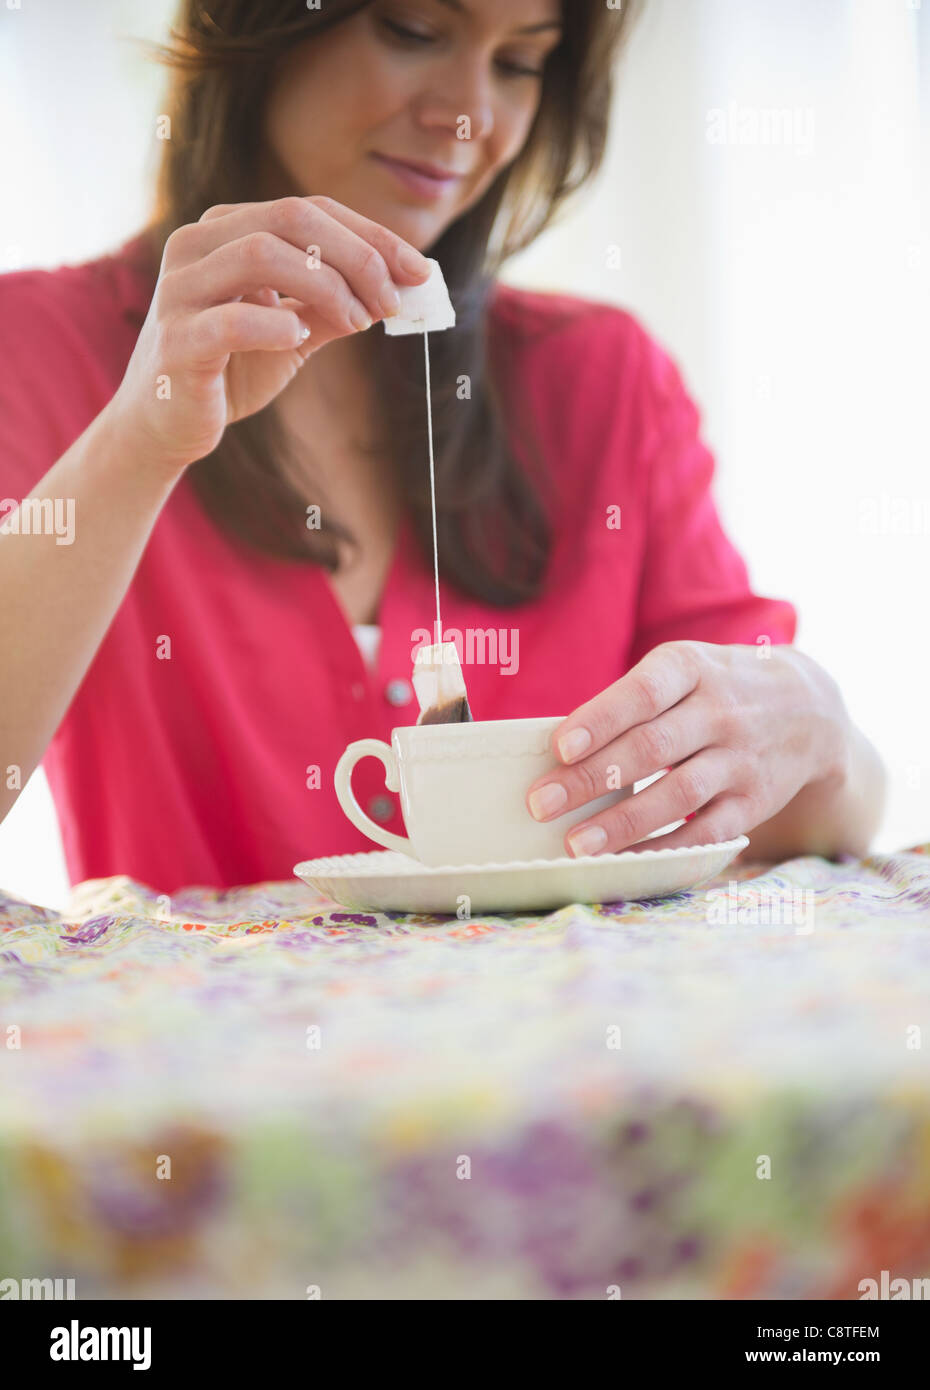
[1,0,927,908]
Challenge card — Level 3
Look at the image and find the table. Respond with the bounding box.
[1,842,929,1298]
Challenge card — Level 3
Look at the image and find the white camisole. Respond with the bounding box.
[351,623,381,670]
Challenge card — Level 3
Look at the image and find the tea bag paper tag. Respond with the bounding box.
[412,641,472,724]
[384,258,455,335]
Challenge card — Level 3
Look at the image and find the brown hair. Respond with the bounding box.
[141,0,641,605]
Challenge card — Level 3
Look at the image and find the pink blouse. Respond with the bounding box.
[0,236,797,893]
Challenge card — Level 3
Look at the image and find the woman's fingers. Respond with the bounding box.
[162,195,430,324]
[621,793,751,854]
[560,747,737,857]
[275,296,316,359]
[551,643,702,767]
[240,286,281,309]
[300,193,432,283]
[526,693,715,822]
[197,202,256,222]
[161,232,376,336]
[169,300,309,368]
[118,194,432,471]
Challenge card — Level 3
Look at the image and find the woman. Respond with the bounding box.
[0,0,885,895]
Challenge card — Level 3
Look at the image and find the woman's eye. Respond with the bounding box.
[500,61,545,79]
[382,18,433,44]
[381,19,545,79]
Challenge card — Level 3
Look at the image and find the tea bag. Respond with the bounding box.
[383,258,456,336]
[413,641,473,725]
[385,259,466,723]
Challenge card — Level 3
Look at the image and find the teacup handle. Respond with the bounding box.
[334,738,414,856]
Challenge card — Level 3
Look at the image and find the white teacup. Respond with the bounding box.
[334,716,633,867]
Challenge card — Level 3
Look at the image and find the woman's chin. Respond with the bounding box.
[366,202,445,250]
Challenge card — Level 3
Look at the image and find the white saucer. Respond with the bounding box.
[293,837,749,914]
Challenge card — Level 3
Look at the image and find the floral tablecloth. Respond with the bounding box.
[1,843,930,1299]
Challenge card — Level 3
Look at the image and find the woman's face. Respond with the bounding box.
[262,0,563,249]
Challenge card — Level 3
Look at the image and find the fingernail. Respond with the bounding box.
[299,325,310,341]
[350,302,373,331]
[398,247,431,277]
[557,727,592,762]
[567,824,608,857]
[528,782,568,821]
[379,282,402,317]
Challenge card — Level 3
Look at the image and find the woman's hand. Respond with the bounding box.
[525,641,850,856]
[110,195,432,476]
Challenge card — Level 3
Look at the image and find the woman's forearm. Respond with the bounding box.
[0,401,183,825]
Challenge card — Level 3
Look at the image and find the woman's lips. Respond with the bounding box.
[370,152,462,199]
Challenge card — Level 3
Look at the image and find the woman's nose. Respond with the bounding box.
[415,63,495,142]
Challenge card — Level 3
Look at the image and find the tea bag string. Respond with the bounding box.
[423,329,442,650]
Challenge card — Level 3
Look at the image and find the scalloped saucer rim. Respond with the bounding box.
[294,835,749,880]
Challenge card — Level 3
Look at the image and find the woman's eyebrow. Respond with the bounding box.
[434,0,564,35]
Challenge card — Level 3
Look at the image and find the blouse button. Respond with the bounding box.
[384,678,413,707]
[368,794,395,823]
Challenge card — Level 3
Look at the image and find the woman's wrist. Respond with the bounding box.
[98,393,193,489]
